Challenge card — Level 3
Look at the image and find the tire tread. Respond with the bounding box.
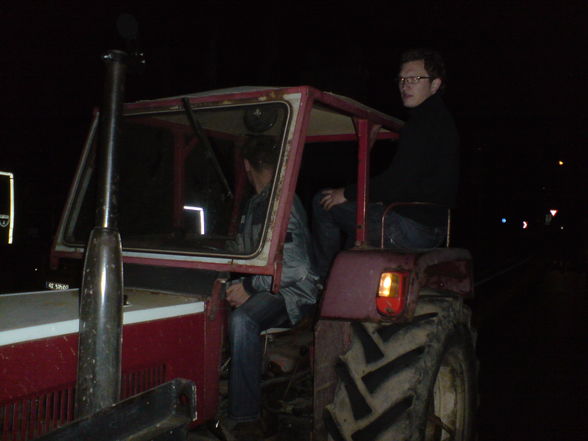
[324,297,476,441]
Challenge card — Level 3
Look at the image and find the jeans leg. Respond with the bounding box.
[385,212,446,250]
[312,193,357,280]
[228,292,290,421]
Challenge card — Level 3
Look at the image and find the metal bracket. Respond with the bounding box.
[37,379,197,441]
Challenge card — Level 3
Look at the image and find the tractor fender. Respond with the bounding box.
[319,247,473,323]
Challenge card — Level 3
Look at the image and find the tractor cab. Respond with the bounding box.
[50,86,404,292]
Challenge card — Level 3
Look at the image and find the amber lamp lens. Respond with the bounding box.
[376,272,405,316]
[378,272,400,297]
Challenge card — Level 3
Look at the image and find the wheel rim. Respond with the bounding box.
[425,345,469,441]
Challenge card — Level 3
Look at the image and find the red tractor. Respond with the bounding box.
[0,54,475,441]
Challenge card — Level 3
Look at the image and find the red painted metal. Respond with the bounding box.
[50,249,277,276]
[352,119,381,246]
[320,248,473,322]
[262,87,315,293]
[206,278,226,321]
[121,255,276,275]
[123,86,310,113]
[354,119,370,245]
[1,384,77,440]
[0,305,226,440]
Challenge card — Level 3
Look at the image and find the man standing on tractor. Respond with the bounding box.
[224,136,320,440]
[313,48,460,280]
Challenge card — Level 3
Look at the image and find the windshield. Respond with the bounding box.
[65,101,290,257]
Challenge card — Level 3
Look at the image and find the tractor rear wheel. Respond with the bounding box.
[324,296,476,441]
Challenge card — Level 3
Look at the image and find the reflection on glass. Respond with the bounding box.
[66,102,289,257]
[183,206,205,235]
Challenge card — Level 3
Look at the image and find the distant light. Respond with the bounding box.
[558,160,564,166]
[550,209,558,217]
[183,205,206,235]
[501,218,507,224]
[560,226,564,230]
[522,221,528,229]
[0,171,14,244]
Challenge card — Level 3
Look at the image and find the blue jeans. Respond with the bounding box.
[312,195,381,280]
[312,193,446,280]
[228,291,290,421]
[384,210,447,250]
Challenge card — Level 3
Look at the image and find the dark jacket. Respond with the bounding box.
[345,93,459,227]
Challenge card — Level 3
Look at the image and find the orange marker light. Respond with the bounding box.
[376,271,407,316]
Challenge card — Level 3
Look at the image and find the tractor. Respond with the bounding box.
[0,51,475,441]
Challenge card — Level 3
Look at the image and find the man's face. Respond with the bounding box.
[398,59,441,108]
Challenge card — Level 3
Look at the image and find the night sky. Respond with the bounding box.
[1,2,587,438]
[1,0,587,261]
[0,0,588,248]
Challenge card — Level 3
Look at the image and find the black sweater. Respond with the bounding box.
[344,94,459,227]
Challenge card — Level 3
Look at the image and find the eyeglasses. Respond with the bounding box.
[397,76,432,85]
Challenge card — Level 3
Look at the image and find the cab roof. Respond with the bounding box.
[128,85,403,141]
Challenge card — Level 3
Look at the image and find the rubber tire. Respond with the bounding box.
[324,296,477,441]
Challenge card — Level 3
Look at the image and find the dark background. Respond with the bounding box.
[2,0,586,259]
[1,1,586,439]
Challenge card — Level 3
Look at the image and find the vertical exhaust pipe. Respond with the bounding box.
[75,50,128,418]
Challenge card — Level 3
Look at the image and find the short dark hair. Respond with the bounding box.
[242,136,280,172]
[400,48,447,90]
